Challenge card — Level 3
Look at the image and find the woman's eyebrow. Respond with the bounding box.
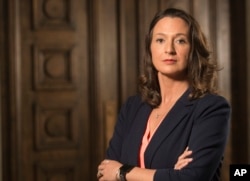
[154,32,188,37]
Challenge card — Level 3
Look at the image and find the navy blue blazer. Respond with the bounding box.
[106,89,231,181]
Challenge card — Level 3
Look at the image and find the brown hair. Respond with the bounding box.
[139,8,218,108]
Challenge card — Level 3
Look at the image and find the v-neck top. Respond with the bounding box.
[139,117,164,168]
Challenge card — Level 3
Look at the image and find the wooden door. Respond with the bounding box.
[2,0,91,180]
[0,0,231,181]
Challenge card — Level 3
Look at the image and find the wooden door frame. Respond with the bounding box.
[0,0,8,179]
[229,0,249,163]
[247,0,250,163]
[0,1,5,180]
[0,0,21,180]
[1,0,95,180]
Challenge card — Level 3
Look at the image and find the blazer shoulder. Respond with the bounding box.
[122,94,146,110]
[196,93,230,107]
[120,94,147,114]
[192,93,231,121]
[118,94,150,131]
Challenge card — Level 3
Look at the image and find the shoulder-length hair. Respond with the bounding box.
[139,8,218,108]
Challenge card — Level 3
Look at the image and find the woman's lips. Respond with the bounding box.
[163,59,177,64]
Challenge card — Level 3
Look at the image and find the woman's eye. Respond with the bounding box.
[176,39,187,44]
[156,38,164,43]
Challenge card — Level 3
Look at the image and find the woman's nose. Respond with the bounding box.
[165,42,176,54]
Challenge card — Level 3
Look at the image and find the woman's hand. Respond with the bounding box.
[174,147,193,170]
[97,147,192,180]
[97,159,122,181]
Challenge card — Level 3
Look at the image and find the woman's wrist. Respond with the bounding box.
[116,164,135,181]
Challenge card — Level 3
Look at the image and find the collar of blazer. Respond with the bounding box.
[123,88,194,166]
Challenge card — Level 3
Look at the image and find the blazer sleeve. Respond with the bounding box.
[154,95,231,181]
[106,96,141,160]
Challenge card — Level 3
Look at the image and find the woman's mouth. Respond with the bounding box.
[163,59,177,64]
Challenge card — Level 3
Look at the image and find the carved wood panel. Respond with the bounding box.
[35,160,80,181]
[32,0,74,30]
[34,103,79,150]
[6,0,90,180]
[32,44,77,90]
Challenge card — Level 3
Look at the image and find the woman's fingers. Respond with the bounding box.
[178,150,192,160]
[174,147,193,170]
[175,157,193,170]
[97,160,122,180]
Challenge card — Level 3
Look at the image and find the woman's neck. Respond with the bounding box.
[158,73,189,104]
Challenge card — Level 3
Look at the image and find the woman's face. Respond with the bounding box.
[151,17,190,79]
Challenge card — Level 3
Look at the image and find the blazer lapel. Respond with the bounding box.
[144,89,194,167]
[123,103,152,165]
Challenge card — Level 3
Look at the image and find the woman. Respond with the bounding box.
[97,8,230,181]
